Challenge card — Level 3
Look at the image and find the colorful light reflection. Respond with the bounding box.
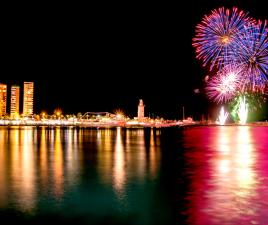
[182,126,268,225]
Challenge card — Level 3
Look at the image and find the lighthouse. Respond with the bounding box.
[137,99,145,119]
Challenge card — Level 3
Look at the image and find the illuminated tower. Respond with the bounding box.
[10,85,20,118]
[137,99,145,119]
[23,82,34,116]
[0,83,7,117]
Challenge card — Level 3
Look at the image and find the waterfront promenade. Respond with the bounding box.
[0,118,192,128]
[1,118,266,128]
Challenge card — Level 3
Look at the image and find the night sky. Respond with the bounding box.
[2,1,267,120]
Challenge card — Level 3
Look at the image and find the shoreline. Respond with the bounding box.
[1,122,268,128]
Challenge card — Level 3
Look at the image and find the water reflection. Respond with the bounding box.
[96,129,113,184]
[136,129,146,180]
[53,127,64,198]
[208,126,257,223]
[235,127,256,194]
[2,126,267,224]
[19,128,36,211]
[65,128,80,187]
[0,128,7,208]
[0,127,83,212]
[96,128,161,200]
[0,127,162,221]
[183,126,268,225]
[113,127,126,197]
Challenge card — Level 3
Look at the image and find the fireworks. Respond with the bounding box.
[229,92,266,113]
[236,20,268,89]
[192,7,253,70]
[217,106,229,125]
[193,7,268,121]
[228,95,248,124]
[206,65,242,103]
[237,96,248,124]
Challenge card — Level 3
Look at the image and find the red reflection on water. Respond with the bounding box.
[182,126,268,225]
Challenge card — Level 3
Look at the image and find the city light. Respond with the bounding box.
[54,108,62,118]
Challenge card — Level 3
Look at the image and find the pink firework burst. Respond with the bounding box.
[206,65,243,103]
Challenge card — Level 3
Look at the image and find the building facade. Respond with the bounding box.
[137,99,145,119]
[0,83,7,117]
[23,82,34,116]
[10,85,20,118]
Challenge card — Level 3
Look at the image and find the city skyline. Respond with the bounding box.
[0,82,34,117]
[1,0,267,120]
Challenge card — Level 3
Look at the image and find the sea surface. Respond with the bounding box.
[0,126,268,225]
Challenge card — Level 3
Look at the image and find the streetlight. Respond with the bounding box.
[41,111,46,119]
[54,108,62,119]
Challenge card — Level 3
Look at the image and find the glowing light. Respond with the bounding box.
[116,114,123,119]
[218,159,230,173]
[114,109,125,119]
[221,35,230,44]
[54,108,62,117]
[238,96,248,125]
[217,106,229,125]
[41,111,46,118]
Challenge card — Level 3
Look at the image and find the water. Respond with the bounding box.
[0,126,268,224]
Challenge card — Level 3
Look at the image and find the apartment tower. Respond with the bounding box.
[0,83,7,117]
[23,82,34,116]
[10,85,20,118]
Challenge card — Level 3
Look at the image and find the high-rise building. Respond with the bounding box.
[137,99,145,119]
[0,83,7,117]
[10,85,20,118]
[23,82,34,116]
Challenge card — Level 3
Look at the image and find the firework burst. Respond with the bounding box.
[236,20,268,90]
[193,7,254,70]
[206,65,243,103]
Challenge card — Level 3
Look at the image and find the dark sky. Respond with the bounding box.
[2,1,267,120]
